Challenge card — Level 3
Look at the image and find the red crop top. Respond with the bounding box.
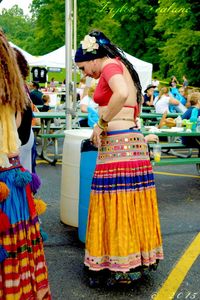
[94,59,123,106]
[93,58,139,120]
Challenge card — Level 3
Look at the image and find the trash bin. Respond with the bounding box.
[60,129,92,227]
[78,139,98,243]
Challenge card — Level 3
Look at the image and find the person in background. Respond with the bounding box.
[49,77,56,92]
[41,94,51,112]
[0,29,51,299]
[77,77,87,99]
[75,30,163,287]
[182,75,189,89]
[143,84,156,107]
[152,76,160,91]
[169,75,179,87]
[154,86,186,114]
[80,86,98,113]
[30,81,44,105]
[60,79,66,89]
[79,86,99,127]
[178,87,188,106]
[182,92,200,147]
[13,48,34,173]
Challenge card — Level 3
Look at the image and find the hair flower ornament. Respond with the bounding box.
[81,35,99,54]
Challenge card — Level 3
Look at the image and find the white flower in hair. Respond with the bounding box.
[81,35,99,54]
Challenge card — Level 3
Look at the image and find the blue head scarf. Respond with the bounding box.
[75,32,110,63]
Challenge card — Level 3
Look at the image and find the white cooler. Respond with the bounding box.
[60,129,93,227]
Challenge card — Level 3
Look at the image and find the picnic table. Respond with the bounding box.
[33,111,88,164]
[141,106,155,113]
[142,127,200,173]
[33,111,66,164]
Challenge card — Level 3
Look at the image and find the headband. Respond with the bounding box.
[75,34,109,63]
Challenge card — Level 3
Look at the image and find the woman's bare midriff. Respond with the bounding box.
[99,106,137,131]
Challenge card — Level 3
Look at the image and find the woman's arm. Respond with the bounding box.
[80,104,89,113]
[90,73,129,147]
[15,111,22,128]
[169,97,180,106]
[146,95,154,106]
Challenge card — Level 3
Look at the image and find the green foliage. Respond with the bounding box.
[0,0,199,86]
[0,6,35,52]
[30,0,65,55]
[155,0,200,85]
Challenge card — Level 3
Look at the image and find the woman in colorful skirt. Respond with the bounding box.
[0,30,51,299]
[75,31,164,287]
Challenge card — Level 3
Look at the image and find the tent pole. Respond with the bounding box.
[72,0,77,112]
[65,0,72,129]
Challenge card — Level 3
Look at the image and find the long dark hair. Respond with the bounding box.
[89,30,142,104]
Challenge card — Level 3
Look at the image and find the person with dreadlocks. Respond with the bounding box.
[0,30,51,299]
[75,30,163,287]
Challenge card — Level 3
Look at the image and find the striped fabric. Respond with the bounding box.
[0,160,51,299]
[84,129,164,272]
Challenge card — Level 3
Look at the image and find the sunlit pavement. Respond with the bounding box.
[36,150,200,300]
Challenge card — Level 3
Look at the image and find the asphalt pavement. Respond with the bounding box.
[36,149,200,300]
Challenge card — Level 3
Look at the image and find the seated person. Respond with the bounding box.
[143,84,156,107]
[40,94,53,126]
[40,94,51,112]
[30,81,44,105]
[79,86,98,127]
[169,87,188,111]
[154,86,186,114]
[77,77,87,100]
[178,87,187,106]
[49,77,56,92]
[181,92,200,148]
[80,86,98,112]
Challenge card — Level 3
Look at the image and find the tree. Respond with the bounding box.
[30,0,65,55]
[155,0,200,85]
[0,6,35,53]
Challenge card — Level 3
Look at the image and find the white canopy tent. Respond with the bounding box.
[30,46,75,68]
[32,46,152,92]
[9,40,152,92]
[124,52,153,93]
[9,41,37,66]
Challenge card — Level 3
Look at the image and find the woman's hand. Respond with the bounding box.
[145,134,159,143]
[90,124,103,148]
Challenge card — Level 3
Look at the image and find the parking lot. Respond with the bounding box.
[36,150,200,300]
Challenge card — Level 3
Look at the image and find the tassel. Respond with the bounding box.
[0,209,10,233]
[14,170,32,187]
[34,198,47,215]
[0,182,10,202]
[0,245,8,263]
[30,173,41,194]
[40,227,48,242]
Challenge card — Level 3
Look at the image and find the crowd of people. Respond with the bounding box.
[142,76,199,116]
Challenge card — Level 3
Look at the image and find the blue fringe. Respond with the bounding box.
[14,170,32,187]
[0,245,8,263]
[40,227,48,242]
